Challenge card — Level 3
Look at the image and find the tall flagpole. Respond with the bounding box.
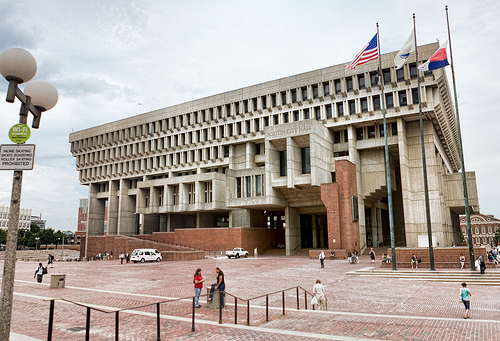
[377,23,397,270]
[413,14,435,270]
[445,5,475,270]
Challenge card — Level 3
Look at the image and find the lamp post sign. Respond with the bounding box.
[8,123,30,143]
[0,144,35,170]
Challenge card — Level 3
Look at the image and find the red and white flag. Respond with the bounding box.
[345,33,379,70]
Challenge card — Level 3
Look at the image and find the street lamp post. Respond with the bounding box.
[35,237,40,250]
[0,47,58,341]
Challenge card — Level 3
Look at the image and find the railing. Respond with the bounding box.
[45,285,317,340]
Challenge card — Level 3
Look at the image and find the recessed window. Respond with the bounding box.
[301,87,308,101]
[283,112,289,123]
[410,63,417,79]
[335,80,341,94]
[291,89,297,103]
[349,101,356,115]
[326,105,333,119]
[412,88,419,104]
[386,93,394,108]
[313,85,319,99]
[370,72,378,87]
[301,147,311,174]
[373,96,381,111]
[396,68,405,82]
[304,108,310,119]
[281,91,287,105]
[337,103,344,117]
[323,82,330,95]
[356,128,364,140]
[367,126,376,139]
[279,151,287,176]
[399,91,407,106]
[361,98,368,112]
[315,107,321,120]
[383,69,391,84]
[293,111,299,122]
[346,77,353,92]
[359,75,365,89]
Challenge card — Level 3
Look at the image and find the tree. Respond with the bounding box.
[30,223,40,234]
[53,230,67,245]
[0,229,6,244]
[39,228,55,246]
[494,228,500,245]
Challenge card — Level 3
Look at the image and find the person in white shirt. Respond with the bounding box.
[319,251,325,268]
[313,279,327,310]
[33,263,45,283]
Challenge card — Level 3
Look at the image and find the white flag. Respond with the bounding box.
[394,29,415,69]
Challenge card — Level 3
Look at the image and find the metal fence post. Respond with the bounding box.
[246,300,250,326]
[304,291,308,310]
[282,291,285,315]
[296,287,299,310]
[47,300,54,341]
[234,298,238,325]
[115,311,119,341]
[85,307,91,341]
[266,295,269,322]
[192,297,195,332]
[157,303,161,341]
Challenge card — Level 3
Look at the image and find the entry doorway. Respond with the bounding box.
[300,214,328,248]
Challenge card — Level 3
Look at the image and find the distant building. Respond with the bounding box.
[460,213,500,246]
[31,214,47,230]
[77,198,108,234]
[0,206,32,231]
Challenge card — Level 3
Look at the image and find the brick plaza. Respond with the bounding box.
[2,250,500,340]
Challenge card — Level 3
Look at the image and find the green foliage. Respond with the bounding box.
[494,228,500,244]
[0,229,6,244]
[30,223,40,234]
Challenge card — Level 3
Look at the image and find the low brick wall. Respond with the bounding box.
[161,251,206,261]
[308,249,346,259]
[380,247,489,268]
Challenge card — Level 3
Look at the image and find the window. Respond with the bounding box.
[301,87,308,101]
[367,126,376,139]
[271,94,276,107]
[279,150,287,176]
[224,145,229,157]
[172,185,178,205]
[399,91,407,106]
[361,98,368,112]
[337,103,344,117]
[315,107,321,120]
[396,68,405,82]
[304,108,310,119]
[412,88,419,104]
[326,105,333,119]
[383,69,391,84]
[204,182,213,203]
[188,183,195,204]
[334,150,349,157]
[370,72,378,87]
[291,89,297,102]
[301,147,311,174]
[334,80,341,94]
[255,174,263,197]
[391,122,398,136]
[409,63,417,79]
[262,96,267,109]
[293,111,299,122]
[263,117,269,127]
[323,82,330,95]
[273,115,279,125]
[313,85,318,99]
[356,127,364,140]
[252,98,258,111]
[358,75,365,89]
[281,91,287,105]
[245,176,252,197]
[386,93,394,108]
[334,131,341,144]
[346,77,353,92]
[349,100,356,115]
[283,112,289,123]
[236,177,242,198]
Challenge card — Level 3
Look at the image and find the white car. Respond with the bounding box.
[130,249,162,263]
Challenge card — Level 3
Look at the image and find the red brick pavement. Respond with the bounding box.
[2,253,500,340]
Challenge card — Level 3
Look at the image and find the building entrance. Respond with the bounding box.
[300,214,328,248]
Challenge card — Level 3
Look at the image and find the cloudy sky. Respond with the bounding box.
[0,0,499,231]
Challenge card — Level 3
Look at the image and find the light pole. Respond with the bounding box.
[0,47,58,341]
[57,237,60,250]
[35,237,40,250]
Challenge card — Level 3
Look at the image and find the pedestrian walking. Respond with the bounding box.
[254,247,258,258]
[460,282,471,319]
[193,268,204,308]
[34,263,46,283]
[479,255,486,274]
[319,250,325,268]
[312,279,327,311]
[369,248,376,263]
[120,252,125,264]
[47,253,54,268]
[126,253,130,263]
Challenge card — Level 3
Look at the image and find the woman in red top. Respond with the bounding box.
[193,268,204,308]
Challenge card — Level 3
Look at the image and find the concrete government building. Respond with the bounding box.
[69,42,479,255]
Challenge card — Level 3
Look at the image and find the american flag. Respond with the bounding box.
[345,33,379,70]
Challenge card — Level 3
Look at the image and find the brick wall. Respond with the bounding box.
[381,247,488,268]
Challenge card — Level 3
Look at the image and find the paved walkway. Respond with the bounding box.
[1,251,500,340]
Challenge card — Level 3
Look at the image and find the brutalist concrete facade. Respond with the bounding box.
[69,42,479,255]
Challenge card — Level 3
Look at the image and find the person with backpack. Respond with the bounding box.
[34,263,46,283]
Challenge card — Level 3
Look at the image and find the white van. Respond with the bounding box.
[130,249,162,263]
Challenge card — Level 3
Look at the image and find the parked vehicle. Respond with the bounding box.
[130,249,162,263]
[225,247,249,259]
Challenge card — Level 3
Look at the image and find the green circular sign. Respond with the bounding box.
[9,123,31,143]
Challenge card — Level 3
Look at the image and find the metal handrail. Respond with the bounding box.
[44,285,318,340]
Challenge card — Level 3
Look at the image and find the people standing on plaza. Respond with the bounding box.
[479,254,486,274]
[208,267,225,307]
[120,252,125,264]
[353,250,359,263]
[126,252,130,263]
[254,247,258,258]
[459,254,466,269]
[193,268,204,308]
[319,250,325,268]
[369,248,376,263]
[460,282,471,319]
[34,263,46,283]
[411,254,418,269]
[47,253,54,268]
[312,279,327,311]
[347,250,352,263]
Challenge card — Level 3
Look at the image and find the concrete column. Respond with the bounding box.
[196,212,200,228]
[117,179,137,236]
[312,215,318,248]
[159,215,167,232]
[166,213,171,232]
[371,206,378,246]
[230,209,251,228]
[87,183,105,236]
[285,206,301,256]
[107,180,119,235]
[377,207,383,245]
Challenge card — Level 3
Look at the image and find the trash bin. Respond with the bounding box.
[50,274,66,289]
